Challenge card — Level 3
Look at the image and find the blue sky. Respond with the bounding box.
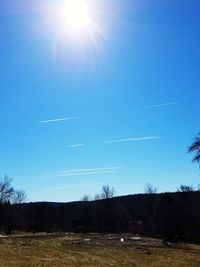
[0,0,200,202]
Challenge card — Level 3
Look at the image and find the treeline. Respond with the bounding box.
[0,191,200,242]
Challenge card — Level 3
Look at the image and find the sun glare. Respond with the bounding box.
[49,0,98,40]
[38,0,105,57]
[61,0,90,30]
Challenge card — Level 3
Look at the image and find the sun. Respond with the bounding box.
[37,0,105,57]
[51,0,94,38]
[61,0,90,30]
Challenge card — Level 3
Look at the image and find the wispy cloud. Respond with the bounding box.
[41,116,79,124]
[49,166,122,178]
[142,102,177,109]
[67,144,85,148]
[55,171,116,177]
[105,136,161,144]
[48,183,104,191]
[61,167,122,173]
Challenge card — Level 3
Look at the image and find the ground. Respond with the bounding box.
[0,233,199,267]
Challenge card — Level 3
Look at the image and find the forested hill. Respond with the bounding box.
[1,191,200,242]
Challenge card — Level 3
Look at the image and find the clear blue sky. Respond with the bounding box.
[0,0,200,202]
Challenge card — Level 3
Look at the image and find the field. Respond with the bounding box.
[0,233,199,267]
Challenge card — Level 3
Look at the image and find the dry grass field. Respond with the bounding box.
[0,233,199,267]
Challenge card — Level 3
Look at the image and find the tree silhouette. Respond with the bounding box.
[0,175,14,204]
[11,189,27,204]
[177,184,195,192]
[188,133,200,166]
[0,175,26,204]
[81,194,90,201]
[145,183,157,194]
[100,185,115,199]
[93,185,115,200]
[94,193,101,200]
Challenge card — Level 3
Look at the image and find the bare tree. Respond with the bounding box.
[145,183,157,194]
[188,133,200,166]
[177,184,195,192]
[81,194,90,201]
[93,185,115,200]
[94,193,101,200]
[0,175,27,204]
[11,189,27,204]
[100,185,115,199]
[0,175,14,203]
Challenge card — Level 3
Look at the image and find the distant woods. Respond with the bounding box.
[0,175,26,204]
[81,182,200,202]
[1,191,199,242]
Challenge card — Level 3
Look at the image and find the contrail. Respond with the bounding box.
[105,136,161,144]
[61,166,122,173]
[142,102,177,109]
[41,116,79,123]
[55,170,117,177]
[49,166,122,178]
[67,144,85,148]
